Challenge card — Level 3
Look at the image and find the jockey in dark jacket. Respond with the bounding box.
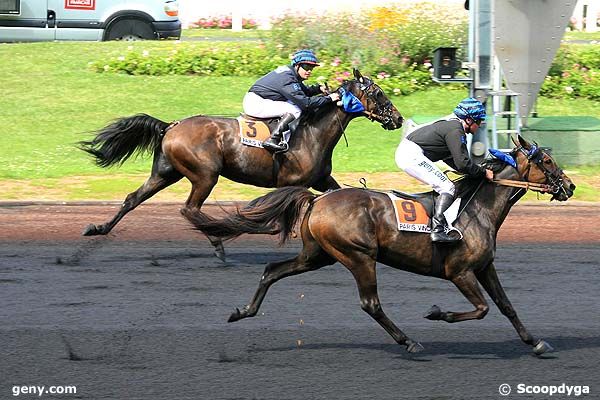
[395,98,494,243]
[243,49,340,152]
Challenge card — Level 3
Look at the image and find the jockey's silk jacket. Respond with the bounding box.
[406,119,486,177]
[248,65,332,111]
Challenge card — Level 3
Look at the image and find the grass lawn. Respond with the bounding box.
[563,30,600,41]
[1,40,598,202]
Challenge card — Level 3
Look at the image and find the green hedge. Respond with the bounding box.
[540,45,600,100]
[90,4,598,100]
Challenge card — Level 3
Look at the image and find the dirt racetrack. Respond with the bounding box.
[1,202,599,399]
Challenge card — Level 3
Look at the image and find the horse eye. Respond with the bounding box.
[544,159,552,165]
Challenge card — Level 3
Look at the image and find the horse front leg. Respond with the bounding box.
[476,262,552,355]
[334,250,423,353]
[424,270,490,323]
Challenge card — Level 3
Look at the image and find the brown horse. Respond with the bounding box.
[79,69,402,259]
[183,135,575,354]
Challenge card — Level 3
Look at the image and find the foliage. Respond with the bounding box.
[268,2,467,66]
[540,45,600,100]
[89,44,286,77]
[189,16,257,29]
[93,2,468,96]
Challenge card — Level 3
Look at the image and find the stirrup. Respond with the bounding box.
[272,141,289,153]
[431,225,462,243]
[445,226,463,241]
[262,139,286,153]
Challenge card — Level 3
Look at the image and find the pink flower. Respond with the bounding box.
[379,57,389,65]
[331,57,342,67]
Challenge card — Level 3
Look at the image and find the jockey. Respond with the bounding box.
[395,97,494,243]
[242,49,341,152]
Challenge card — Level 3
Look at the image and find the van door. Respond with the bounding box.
[0,1,55,42]
[50,0,102,40]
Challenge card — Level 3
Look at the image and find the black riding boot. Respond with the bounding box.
[431,193,460,243]
[263,113,295,153]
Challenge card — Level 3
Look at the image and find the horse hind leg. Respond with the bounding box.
[83,153,183,236]
[476,262,552,355]
[180,173,225,259]
[423,270,489,323]
[228,235,334,322]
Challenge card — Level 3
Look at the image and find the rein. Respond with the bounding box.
[492,179,555,194]
[362,110,386,122]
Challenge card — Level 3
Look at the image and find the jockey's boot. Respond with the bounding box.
[431,193,460,243]
[263,113,295,153]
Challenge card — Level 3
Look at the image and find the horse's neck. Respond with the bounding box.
[298,107,353,154]
[473,166,524,232]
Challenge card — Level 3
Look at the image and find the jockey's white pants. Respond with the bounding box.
[242,92,302,119]
[395,139,456,196]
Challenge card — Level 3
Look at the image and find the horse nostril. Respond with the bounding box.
[570,183,576,191]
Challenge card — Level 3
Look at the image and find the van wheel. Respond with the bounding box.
[105,19,157,41]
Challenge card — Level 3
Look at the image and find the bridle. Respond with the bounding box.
[493,145,566,197]
[356,79,396,128]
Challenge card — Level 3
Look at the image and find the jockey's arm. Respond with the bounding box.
[445,130,486,177]
[281,82,333,111]
[303,82,323,96]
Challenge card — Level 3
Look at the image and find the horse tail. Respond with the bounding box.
[78,114,169,168]
[183,187,317,244]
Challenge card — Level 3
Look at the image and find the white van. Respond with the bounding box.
[0,0,181,42]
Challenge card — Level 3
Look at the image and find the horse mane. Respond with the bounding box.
[297,79,357,126]
[452,152,517,199]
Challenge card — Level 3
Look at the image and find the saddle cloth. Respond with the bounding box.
[386,192,460,233]
[237,116,291,149]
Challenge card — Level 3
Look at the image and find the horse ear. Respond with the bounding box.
[517,134,531,149]
[353,68,364,83]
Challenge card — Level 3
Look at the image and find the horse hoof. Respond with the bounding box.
[424,305,442,320]
[82,224,99,236]
[228,308,242,323]
[533,339,554,355]
[406,341,424,353]
[214,242,226,262]
[214,249,226,262]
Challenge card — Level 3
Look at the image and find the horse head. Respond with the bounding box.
[511,135,576,201]
[339,68,403,130]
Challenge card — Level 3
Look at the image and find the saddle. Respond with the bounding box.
[391,189,435,217]
[237,114,299,150]
[388,189,462,234]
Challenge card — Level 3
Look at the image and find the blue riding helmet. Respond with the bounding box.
[454,97,486,121]
[291,49,320,67]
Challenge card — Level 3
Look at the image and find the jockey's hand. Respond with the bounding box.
[485,169,494,181]
[329,92,340,102]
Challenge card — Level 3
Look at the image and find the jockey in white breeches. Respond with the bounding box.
[395,97,493,243]
[242,49,340,152]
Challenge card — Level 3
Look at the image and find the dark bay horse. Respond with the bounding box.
[183,135,575,354]
[79,69,402,259]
